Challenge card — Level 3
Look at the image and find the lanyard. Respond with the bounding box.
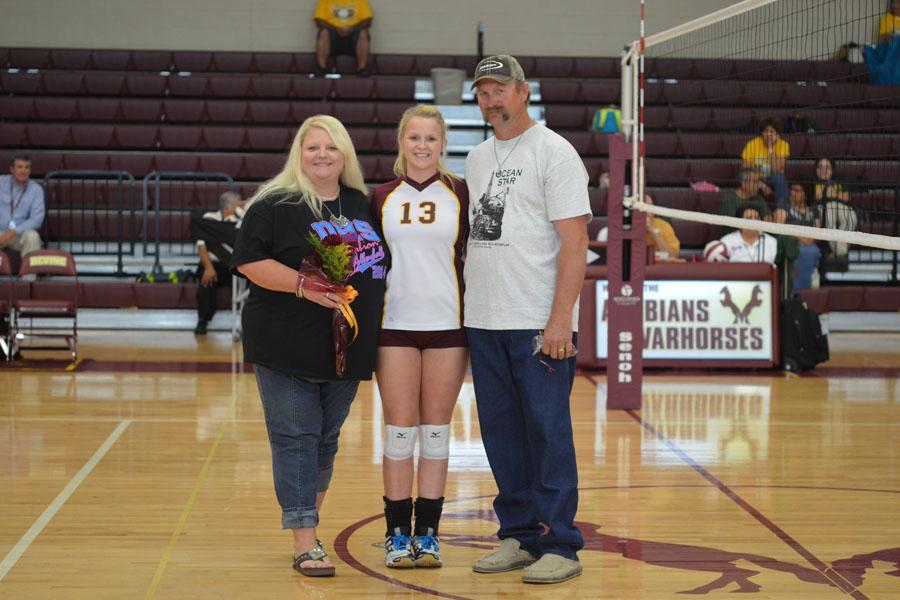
[8,178,27,214]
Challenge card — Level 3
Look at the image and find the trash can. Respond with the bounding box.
[430,68,466,105]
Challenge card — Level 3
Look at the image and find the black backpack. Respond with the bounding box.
[780,295,830,372]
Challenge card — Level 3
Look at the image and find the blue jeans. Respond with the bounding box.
[766,171,789,205]
[466,328,584,560]
[254,364,358,529]
[793,242,821,289]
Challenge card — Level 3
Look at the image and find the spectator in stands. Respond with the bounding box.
[370,105,469,570]
[718,204,777,264]
[191,191,243,335]
[878,0,900,41]
[720,167,773,231]
[0,155,45,275]
[740,118,790,208]
[313,0,372,77]
[865,0,900,84]
[465,54,588,584]
[786,184,821,289]
[596,194,682,262]
[813,157,857,271]
[232,115,387,577]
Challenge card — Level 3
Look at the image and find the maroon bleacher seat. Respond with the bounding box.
[333,78,376,100]
[669,107,710,130]
[90,50,131,71]
[208,74,251,97]
[247,100,292,123]
[250,75,293,99]
[544,105,588,129]
[0,123,26,148]
[848,135,896,158]
[373,54,415,76]
[82,282,137,308]
[806,135,849,159]
[198,154,246,178]
[689,160,738,185]
[374,102,411,125]
[672,221,714,248]
[864,287,900,311]
[375,128,396,152]
[588,187,607,215]
[213,52,254,73]
[781,84,826,107]
[645,58,693,80]
[76,97,120,121]
[581,81,619,105]
[168,74,210,97]
[649,188,699,211]
[172,51,213,72]
[827,287,865,311]
[70,124,115,148]
[114,125,159,148]
[203,126,247,150]
[244,127,291,151]
[50,48,92,71]
[245,154,286,179]
[205,99,248,122]
[253,52,294,73]
[538,80,581,103]
[374,77,414,101]
[27,123,71,147]
[62,153,111,171]
[865,85,900,108]
[0,71,41,94]
[117,98,164,121]
[163,99,206,122]
[731,60,773,81]
[0,96,35,119]
[131,50,173,71]
[9,48,51,69]
[155,154,200,172]
[83,72,126,95]
[294,78,333,99]
[660,82,703,105]
[134,284,189,309]
[347,128,377,153]
[34,97,78,120]
[644,158,689,185]
[694,59,734,80]
[643,107,671,130]
[292,100,333,122]
[646,132,681,156]
[415,55,456,73]
[41,72,85,95]
[823,83,866,106]
[581,159,608,186]
[575,57,618,79]
[709,107,755,131]
[124,73,167,96]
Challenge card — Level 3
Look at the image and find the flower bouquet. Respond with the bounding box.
[300,232,360,377]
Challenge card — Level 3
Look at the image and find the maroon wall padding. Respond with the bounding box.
[134,283,188,309]
[81,282,137,308]
[796,289,829,315]
[827,286,866,311]
[864,287,900,311]
[576,278,596,370]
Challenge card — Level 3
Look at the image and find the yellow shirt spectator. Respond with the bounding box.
[647,217,680,257]
[314,0,372,29]
[879,12,900,38]
[741,136,790,176]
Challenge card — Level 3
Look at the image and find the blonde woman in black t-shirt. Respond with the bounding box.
[232,115,388,577]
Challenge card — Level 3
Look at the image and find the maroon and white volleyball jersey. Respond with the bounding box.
[371,174,469,330]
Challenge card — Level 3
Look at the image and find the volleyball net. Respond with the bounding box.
[604,0,899,407]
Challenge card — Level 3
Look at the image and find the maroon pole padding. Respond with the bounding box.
[606,134,646,410]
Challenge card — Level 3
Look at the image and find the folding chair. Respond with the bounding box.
[0,250,12,360]
[10,249,79,362]
[231,276,249,342]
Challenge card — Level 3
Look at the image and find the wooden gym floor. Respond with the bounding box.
[1,331,898,599]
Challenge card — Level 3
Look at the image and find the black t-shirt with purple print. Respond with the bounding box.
[231,186,388,381]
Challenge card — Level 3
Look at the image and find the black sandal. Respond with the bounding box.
[292,539,335,577]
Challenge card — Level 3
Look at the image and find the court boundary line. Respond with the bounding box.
[0,419,132,582]
[622,408,870,600]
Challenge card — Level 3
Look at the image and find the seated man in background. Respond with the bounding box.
[594,194,682,263]
[313,0,373,76]
[0,155,45,275]
[719,167,773,232]
[191,191,243,335]
[716,204,778,265]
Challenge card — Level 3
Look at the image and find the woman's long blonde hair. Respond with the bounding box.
[249,115,367,216]
[392,104,458,184]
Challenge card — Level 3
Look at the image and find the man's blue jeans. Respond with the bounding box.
[466,328,584,560]
[254,364,358,529]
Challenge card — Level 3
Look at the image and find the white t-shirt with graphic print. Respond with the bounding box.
[464,124,590,330]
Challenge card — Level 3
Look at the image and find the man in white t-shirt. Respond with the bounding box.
[464,54,590,584]
[719,205,777,264]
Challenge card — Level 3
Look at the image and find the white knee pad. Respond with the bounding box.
[384,425,417,461]
[419,424,451,460]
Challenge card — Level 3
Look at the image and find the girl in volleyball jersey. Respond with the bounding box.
[370,105,469,568]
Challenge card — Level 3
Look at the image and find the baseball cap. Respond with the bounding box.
[471,54,526,89]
